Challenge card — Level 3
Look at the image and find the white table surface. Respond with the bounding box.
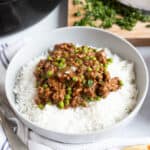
[0,0,150,139]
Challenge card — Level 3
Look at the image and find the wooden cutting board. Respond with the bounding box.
[68,0,150,46]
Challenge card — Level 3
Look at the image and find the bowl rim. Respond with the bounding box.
[5,26,149,136]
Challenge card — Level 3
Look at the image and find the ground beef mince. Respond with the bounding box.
[34,43,123,109]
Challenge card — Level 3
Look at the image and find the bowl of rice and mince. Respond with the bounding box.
[5,27,149,143]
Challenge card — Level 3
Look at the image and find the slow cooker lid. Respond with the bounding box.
[0,0,61,36]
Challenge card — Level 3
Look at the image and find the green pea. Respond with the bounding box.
[76,58,82,64]
[60,58,66,63]
[90,56,94,60]
[46,101,52,105]
[67,87,71,92]
[85,56,90,60]
[47,70,53,77]
[83,46,89,53]
[56,57,61,61]
[54,61,58,66]
[58,63,66,69]
[96,66,100,71]
[90,56,96,61]
[75,48,79,54]
[67,87,72,94]
[58,101,64,109]
[87,79,94,87]
[88,97,93,101]
[43,84,48,89]
[99,63,103,67]
[38,104,44,110]
[83,79,86,84]
[72,76,78,82]
[107,58,113,64]
[56,57,65,63]
[87,67,92,72]
[65,99,70,106]
[104,63,108,69]
[119,80,124,86]
[80,75,84,80]
[95,96,101,101]
[65,94,71,100]
[47,56,52,61]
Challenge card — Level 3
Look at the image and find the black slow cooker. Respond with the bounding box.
[0,0,61,36]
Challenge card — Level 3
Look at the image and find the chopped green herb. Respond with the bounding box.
[101,18,113,28]
[74,11,81,17]
[73,0,150,30]
[73,0,81,5]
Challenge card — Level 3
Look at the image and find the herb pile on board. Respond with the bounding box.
[73,0,150,30]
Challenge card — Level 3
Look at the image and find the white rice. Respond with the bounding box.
[13,48,138,134]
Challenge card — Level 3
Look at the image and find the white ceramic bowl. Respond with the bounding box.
[118,0,150,11]
[5,27,149,143]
